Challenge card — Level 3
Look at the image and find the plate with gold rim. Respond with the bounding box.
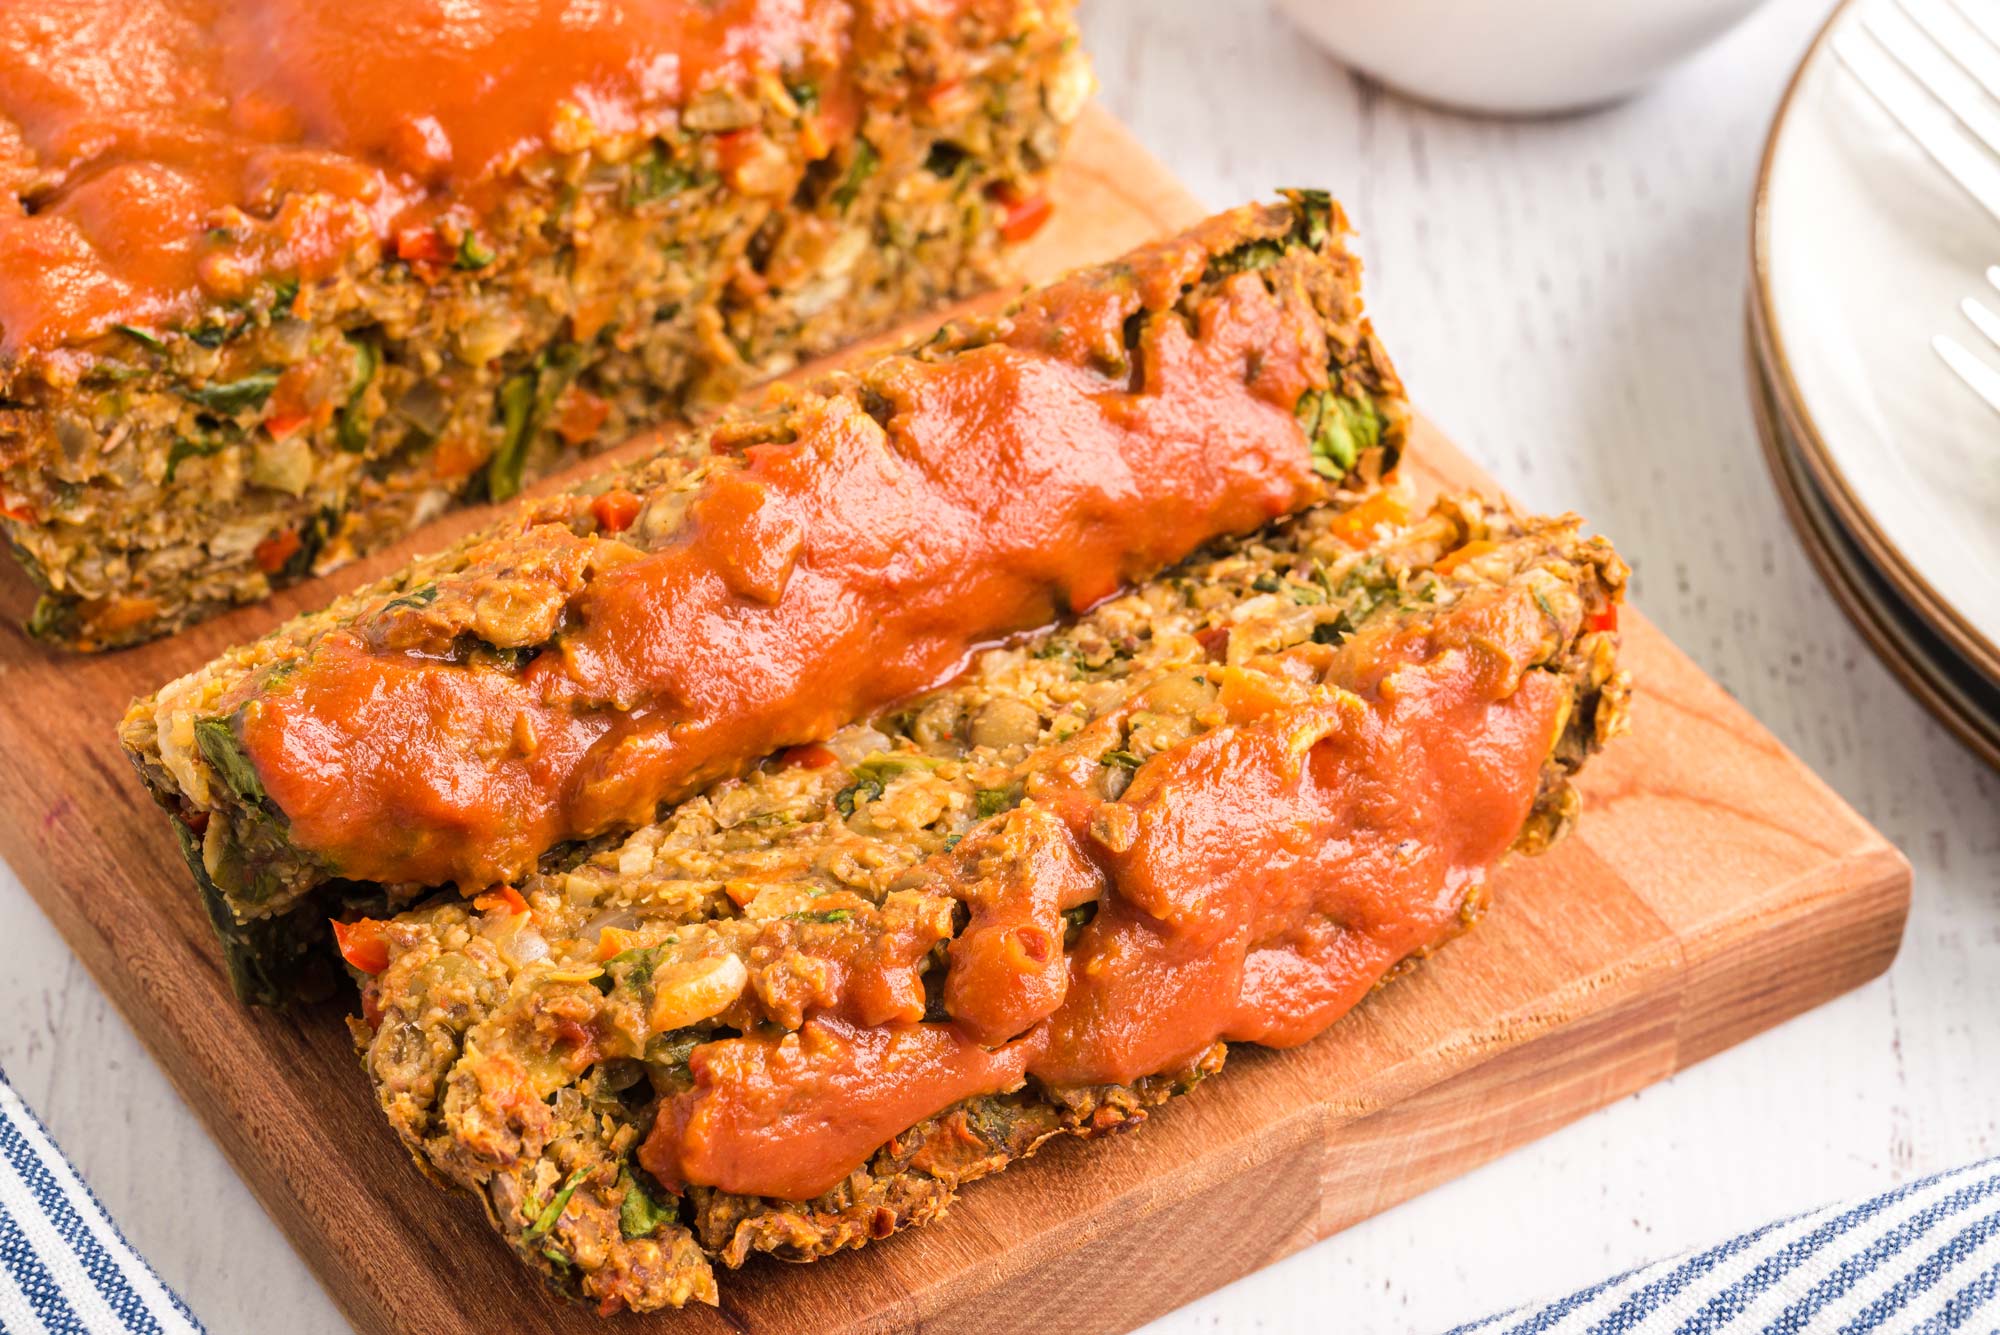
[1751,0,2000,688]
[1749,307,2000,770]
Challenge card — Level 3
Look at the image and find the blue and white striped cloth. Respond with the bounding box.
[0,1072,204,1335]
[1451,1156,2000,1334]
[4,1051,2000,1335]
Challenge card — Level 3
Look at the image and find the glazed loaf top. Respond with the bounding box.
[121,193,1408,940]
[0,0,1055,370]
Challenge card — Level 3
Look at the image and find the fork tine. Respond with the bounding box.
[1945,0,2000,67]
[1962,294,2000,352]
[1934,333,2000,415]
[1902,0,2000,104]
[1834,26,2000,222]
[1867,4,2000,161]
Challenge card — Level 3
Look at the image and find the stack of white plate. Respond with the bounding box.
[1749,0,2000,768]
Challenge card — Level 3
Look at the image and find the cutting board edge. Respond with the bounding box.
[4,552,1915,1335]
[1669,837,1909,1071]
[0,103,1921,1335]
[827,852,1913,1335]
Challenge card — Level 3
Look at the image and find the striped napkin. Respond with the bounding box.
[0,1072,205,1335]
[1451,1156,2000,1334]
[6,1048,1999,1335]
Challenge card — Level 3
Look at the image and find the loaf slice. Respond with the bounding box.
[120,193,1408,1003]
[347,487,1629,1313]
[3,0,1089,648]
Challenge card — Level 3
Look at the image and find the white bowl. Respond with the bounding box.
[1275,0,1776,116]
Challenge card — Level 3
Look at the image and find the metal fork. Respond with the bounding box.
[1834,0,2000,415]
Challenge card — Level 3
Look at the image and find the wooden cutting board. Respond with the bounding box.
[0,108,1909,1335]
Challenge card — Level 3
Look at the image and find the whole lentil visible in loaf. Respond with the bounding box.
[347,489,1630,1314]
[119,193,1410,1004]
[1,0,1090,649]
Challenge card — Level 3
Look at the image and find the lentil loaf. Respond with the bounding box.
[0,0,1091,649]
[347,487,1631,1314]
[119,194,1410,1004]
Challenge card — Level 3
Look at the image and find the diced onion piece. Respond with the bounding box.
[648,955,749,1033]
[504,926,550,967]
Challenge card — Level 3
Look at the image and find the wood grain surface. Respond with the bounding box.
[0,101,1911,1335]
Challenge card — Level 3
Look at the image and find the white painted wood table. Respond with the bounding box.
[4,2,1995,1331]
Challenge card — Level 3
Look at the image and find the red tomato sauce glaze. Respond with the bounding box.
[231,210,1355,890]
[0,0,987,358]
[639,583,1566,1200]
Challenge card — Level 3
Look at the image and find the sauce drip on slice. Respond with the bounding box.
[640,584,1565,1200]
[638,1018,1039,1202]
[1031,593,1562,1087]
[236,226,1333,890]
